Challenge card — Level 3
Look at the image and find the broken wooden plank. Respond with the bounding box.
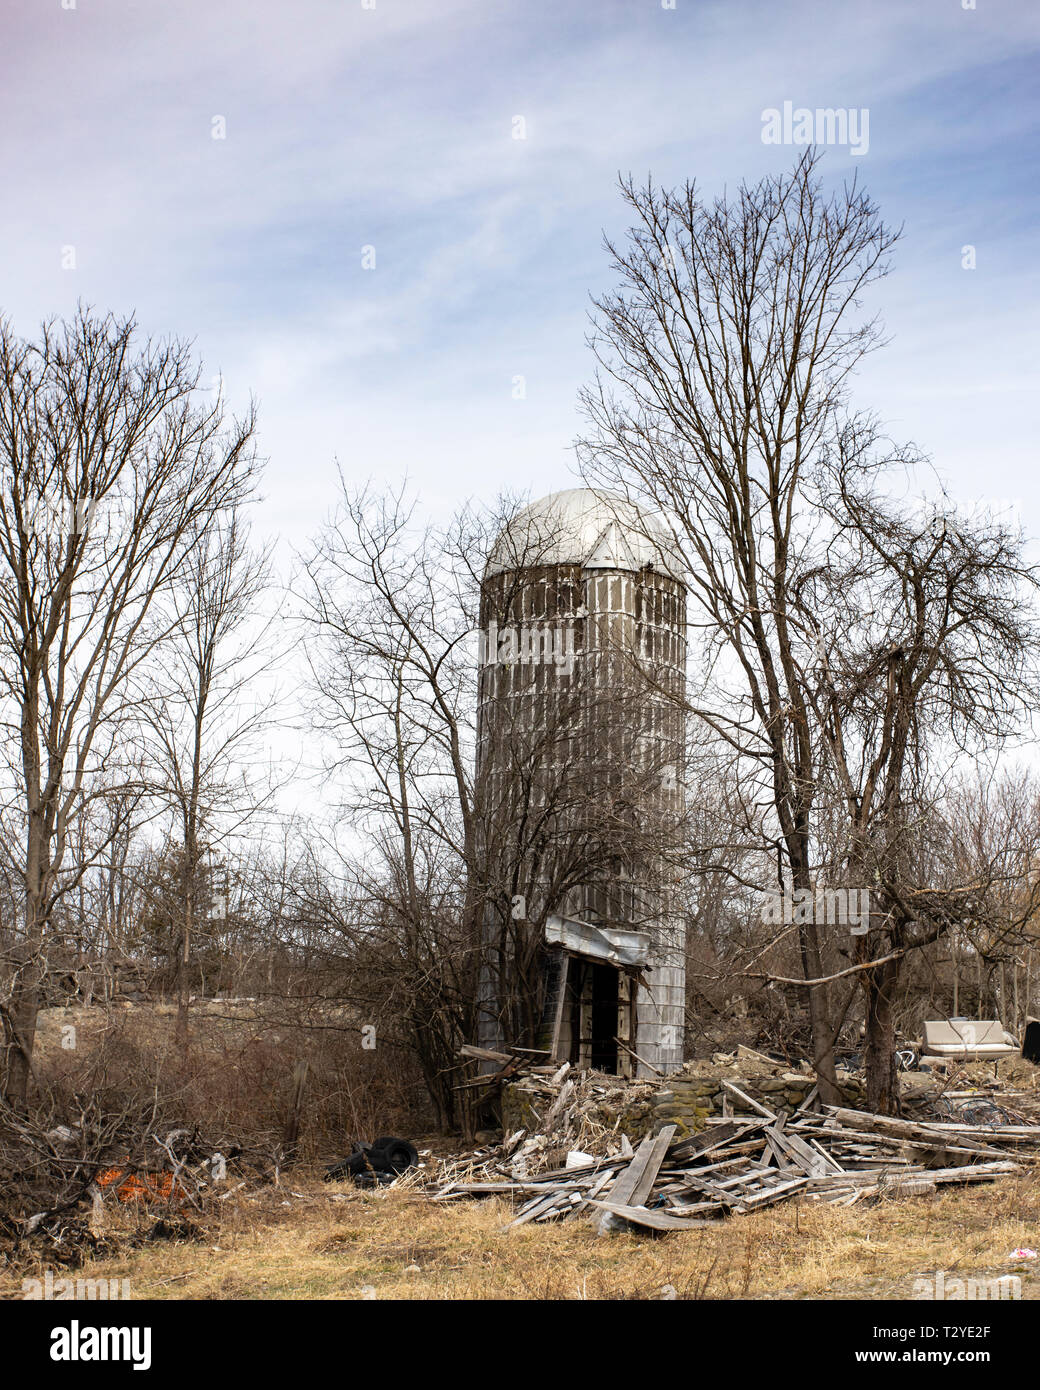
[794,1083,820,1115]
[723,1081,778,1122]
[508,1190,567,1227]
[586,1199,718,1231]
[458,1043,515,1064]
[629,1125,678,1207]
[734,1175,809,1212]
[592,1125,676,1235]
[826,1107,1039,1150]
[570,1164,619,1217]
[767,1126,834,1177]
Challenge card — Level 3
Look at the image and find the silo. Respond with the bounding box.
[475,488,687,1077]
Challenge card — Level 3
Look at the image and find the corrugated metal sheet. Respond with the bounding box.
[544,913,651,968]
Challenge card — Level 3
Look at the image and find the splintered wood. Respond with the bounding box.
[431,1066,1040,1234]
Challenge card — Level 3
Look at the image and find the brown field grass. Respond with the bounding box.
[4,1165,1039,1301]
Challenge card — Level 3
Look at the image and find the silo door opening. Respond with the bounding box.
[577,961,635,1077]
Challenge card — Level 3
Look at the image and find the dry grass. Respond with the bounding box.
[4,1166,1039,1301]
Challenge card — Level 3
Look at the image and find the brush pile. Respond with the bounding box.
[0,1097,279,1272]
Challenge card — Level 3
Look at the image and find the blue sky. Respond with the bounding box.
[3,0,1039,555]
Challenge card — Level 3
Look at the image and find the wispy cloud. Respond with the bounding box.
[2,0,1037,548]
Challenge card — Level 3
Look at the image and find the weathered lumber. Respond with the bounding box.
[769,1126,838,1177]
[734,1175,809,1212]
[509,1189,568,1227]
[814,1110,1020,1161]
[586,1199,717,1231]
[458,1043,514,1064]
[723,1081,778,1122]
[592,1124,676,1235]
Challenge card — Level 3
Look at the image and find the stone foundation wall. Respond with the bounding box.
[650,1070,866,1137]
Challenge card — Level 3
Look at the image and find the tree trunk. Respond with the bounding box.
[176,835,196,1048]
[864,961,900,1115]
[4,976,39,1110]
[280,1059,310,1165]
[4,823,46,1108]
[175,907,192,1047]
[805,942,841,1106]
[792,860,840,1106]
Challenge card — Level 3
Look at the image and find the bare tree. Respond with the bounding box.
[141,504,276,1043]
[296,482,486,1128]
[0,307,259,1107]
[807,473,1039,1109]
[578,153,1040,1110]
[577,151,898,1103]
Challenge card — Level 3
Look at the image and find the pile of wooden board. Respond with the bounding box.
[454,1044,559,1091]
[429,1078,1040,1234]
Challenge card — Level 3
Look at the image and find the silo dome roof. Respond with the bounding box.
[485,488,685,581]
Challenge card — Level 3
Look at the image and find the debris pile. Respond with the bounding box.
[430,1060,1040,1232]
[0,1098,280,1273]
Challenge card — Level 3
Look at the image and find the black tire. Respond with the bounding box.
[369,1137,419,1173]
